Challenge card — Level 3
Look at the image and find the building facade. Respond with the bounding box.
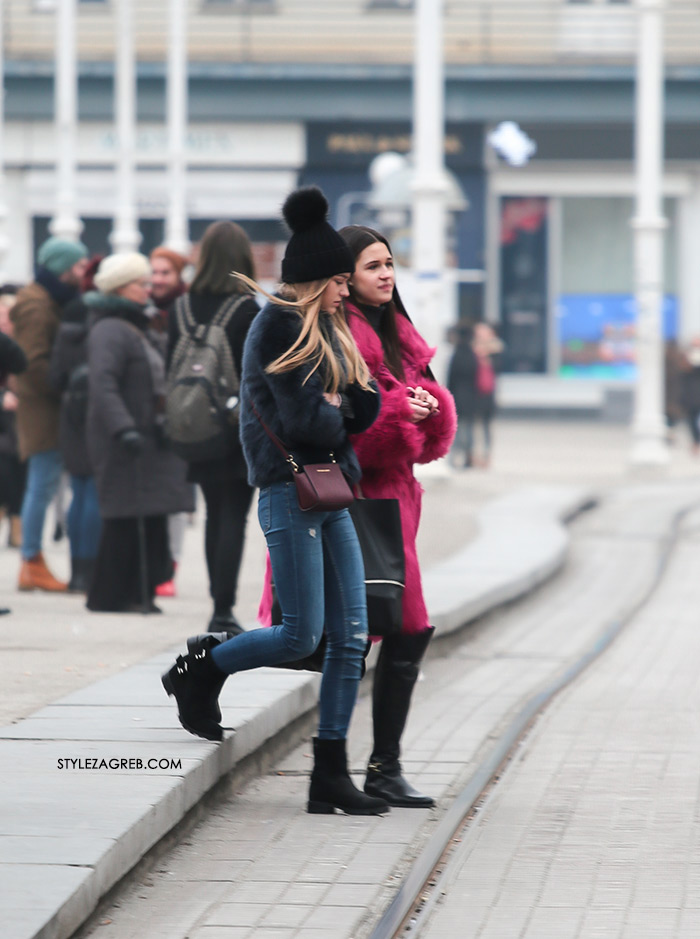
[2,0,700,405]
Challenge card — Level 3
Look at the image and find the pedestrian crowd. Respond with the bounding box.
[3,185,463,817]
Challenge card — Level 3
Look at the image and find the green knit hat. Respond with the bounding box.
[37,236,89,276]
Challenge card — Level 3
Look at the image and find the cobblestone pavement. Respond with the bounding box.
[421,504,700,939]
[74,477,700,939]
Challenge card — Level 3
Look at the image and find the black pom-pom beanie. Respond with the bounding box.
[281,186,355,283]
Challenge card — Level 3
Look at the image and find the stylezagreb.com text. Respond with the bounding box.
[57,758,182,771]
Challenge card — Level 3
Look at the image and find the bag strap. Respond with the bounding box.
[249,397,338,472]
[211,293,248,331]
[175,294,196,335]
[249,398,300,472]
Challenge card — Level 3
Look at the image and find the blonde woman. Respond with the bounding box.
[162,187,388,816]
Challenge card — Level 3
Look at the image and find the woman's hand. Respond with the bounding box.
[323,391,342,408]
[407,385,440,420]
[1,390,18,412]
[407,390,431,423]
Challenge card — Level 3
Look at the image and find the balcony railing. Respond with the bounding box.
[3,0,700,68]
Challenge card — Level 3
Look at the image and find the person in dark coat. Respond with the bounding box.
[681,338,700,454]
[447,319,501,468]
[166,221,259,633]
[85,253,194,613]
[0,285,28,557]
[49,257,104,593]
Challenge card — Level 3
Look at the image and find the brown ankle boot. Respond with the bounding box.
[18,554,68,592]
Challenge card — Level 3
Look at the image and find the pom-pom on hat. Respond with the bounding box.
[281,186,355,284]
[94,253,151,294]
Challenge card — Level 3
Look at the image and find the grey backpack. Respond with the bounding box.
[165,294,246,461]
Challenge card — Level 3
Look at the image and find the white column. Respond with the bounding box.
[0,6,9,281]
[109,0,141,253]
[50,0,83,241]
[629,0,668,467]
[164,0,189,254]
[410,0,448,373]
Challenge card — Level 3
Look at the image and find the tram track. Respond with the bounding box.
[368,497,700,939]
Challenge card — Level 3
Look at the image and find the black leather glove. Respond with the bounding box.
[118,429,145,455]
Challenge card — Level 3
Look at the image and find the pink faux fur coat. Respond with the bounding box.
[344,302,457,633]
[257,302,457,635]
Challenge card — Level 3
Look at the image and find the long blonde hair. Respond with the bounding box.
[232,273,375,395]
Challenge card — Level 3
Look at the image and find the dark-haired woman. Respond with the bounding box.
[162,188,387,816]
[339,225,457,808]
[167,221,259,634]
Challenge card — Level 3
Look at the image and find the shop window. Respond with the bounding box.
[499,197,549,375]
[557,197,677,380]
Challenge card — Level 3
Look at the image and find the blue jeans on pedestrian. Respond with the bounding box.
[21,449,63,560]
[68,475,102,560]
[211,481,368,740]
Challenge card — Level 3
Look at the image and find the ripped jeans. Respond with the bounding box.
[210,481,368,739]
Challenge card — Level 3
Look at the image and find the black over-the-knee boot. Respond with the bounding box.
[308,737,389,816]
[364,626,435,807]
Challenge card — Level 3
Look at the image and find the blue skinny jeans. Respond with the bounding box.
[21,449,63,560]
[211,481,368,740]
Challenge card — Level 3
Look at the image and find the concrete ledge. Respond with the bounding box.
[0,484,591,939]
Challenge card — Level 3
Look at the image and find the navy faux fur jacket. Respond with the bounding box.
[239,300,380,490]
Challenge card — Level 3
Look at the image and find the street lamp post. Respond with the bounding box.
[411,0,448,362]
[165,0,189,254]
[0,5,9,281]
[110,0,141,254]
[50,0,82,241]
[630,0,668,467]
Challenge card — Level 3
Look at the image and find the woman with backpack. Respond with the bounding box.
[85,253,194,613]
[166,222,259,635]
[162,187,388,816]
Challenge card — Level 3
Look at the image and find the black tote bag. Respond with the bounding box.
[349,497,405,637]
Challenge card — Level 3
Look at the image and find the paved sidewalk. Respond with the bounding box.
[2,420,700,939]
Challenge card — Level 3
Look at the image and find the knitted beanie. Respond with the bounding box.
[37,236,89,276]
[150,246,188,274]
[281,187,355,284]
[94,253,151,294]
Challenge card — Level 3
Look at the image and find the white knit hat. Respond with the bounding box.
[94,253,151,294]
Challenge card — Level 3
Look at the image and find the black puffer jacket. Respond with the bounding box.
[86,292,194,519]
[239,300,380,490]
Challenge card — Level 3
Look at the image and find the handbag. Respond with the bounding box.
[251,399,354,512]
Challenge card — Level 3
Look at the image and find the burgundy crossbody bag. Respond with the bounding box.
[250,399,354,512]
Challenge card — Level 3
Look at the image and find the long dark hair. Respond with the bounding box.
[338,225,406,381]
[190,221,256,295]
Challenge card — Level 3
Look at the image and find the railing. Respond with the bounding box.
[3,0,700,68]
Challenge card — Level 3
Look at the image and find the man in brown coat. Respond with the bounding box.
[11,236,89,591]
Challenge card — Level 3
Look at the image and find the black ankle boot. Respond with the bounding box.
[208,611,244,636]
[161,641,226,741]
[185,633,229,723]
[68,558,88,593]
[364,627,436,808]
[308,737,389,816]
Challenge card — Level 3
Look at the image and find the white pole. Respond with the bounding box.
[50,0,83,241]
[0,5,9,281]
[164,0,189,254]
[411,0,448,375]
[629,0,668,467]
[110,0,141,253]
